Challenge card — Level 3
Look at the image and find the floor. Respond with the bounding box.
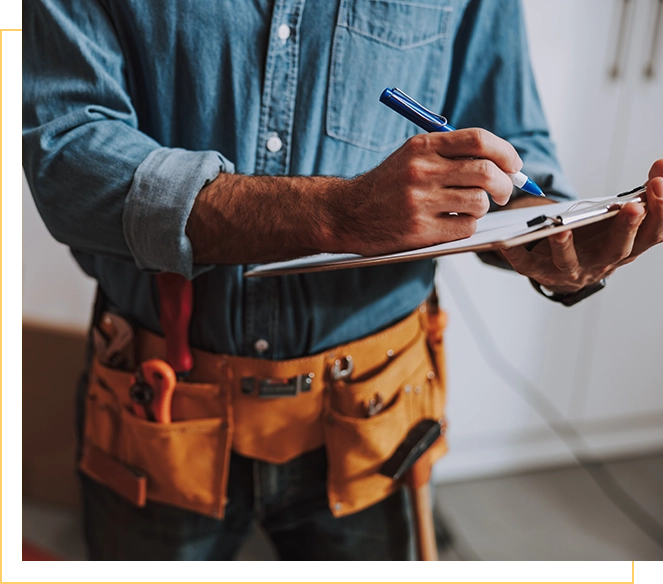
[22,452,663,561]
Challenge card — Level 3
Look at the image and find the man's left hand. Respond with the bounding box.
[501,159,663,294]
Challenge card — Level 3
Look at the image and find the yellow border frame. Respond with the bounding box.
[10,0,663,584]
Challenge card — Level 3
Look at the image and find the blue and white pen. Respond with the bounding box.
[380,87,545,197]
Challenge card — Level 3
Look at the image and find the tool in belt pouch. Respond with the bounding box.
[79,300,448,519]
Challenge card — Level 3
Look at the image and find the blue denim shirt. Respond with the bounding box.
[23,0,574,359]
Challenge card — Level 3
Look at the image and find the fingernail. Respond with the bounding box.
[652,180,663,199]
[627,213,642,225]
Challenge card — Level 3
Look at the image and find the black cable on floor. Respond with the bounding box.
[442,262,663,552]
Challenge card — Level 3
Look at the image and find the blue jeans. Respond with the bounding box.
[76,342,415,560]
[79,449,414,560]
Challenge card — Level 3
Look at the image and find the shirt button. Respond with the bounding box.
[277,24,291,41]
[254,339,270,353]
[266,134,283,153]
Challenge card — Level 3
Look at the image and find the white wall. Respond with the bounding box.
[23,172,96,331]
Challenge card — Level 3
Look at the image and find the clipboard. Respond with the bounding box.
[245,185,646,278]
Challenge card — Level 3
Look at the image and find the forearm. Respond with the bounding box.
[188,129,526,266]
[186,173,351,264]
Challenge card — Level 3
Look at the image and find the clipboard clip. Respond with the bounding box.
[530,185,647,228]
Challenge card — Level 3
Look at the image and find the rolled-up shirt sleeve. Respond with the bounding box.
[123,148,233,278]
[23,0,234,279]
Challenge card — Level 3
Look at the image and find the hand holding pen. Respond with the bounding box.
[338,90,526,256]
[380,87,545,197]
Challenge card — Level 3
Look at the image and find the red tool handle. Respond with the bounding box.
[155,272,193,378]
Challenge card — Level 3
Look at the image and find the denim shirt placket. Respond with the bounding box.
[243,0,306,360]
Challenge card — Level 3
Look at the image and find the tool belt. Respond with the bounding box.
[79,300,448,519]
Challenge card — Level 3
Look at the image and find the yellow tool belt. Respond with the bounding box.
[79,301,449,519]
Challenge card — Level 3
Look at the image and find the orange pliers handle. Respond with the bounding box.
[129,359,177,423]
[131,273,192,423]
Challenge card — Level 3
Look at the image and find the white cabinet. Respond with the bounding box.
[579,0,663,427]
[434,0,663,483]
[524,0,629,199]
[526,0,663,421]
[607,0,663,192]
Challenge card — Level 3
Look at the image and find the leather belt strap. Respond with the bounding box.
[133,304,430,463]
[135,304,427,384]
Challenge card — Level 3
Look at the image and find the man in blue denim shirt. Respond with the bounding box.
[23,0,663,560]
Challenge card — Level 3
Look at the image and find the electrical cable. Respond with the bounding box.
[441,261,663,552]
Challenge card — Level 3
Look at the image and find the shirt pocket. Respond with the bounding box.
[326,0,455,151]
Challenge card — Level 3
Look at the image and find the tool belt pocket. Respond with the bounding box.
[323,321,447,517]
[79,359,233,519]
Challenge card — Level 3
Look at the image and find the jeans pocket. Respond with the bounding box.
[326,0,455,151]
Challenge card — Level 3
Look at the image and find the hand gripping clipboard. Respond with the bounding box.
[245,185,647,278]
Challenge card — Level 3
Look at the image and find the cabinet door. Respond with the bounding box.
[523,0,633,199]
[607,0,663,191]
[579,0,663,426]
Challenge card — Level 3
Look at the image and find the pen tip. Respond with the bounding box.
[522,178,545,197]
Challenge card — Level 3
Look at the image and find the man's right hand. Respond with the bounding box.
[186,128,522,265]
[329,128,523,256]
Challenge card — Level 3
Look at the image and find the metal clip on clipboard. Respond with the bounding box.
[547,185,647,226]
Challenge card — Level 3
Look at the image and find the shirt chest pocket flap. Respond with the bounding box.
[327,0,455,151]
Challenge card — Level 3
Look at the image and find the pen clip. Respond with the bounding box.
[380,87,454,133]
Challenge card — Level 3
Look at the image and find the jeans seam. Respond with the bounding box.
[253,460,264,521]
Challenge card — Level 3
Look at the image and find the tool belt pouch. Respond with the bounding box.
[78,358,233,519]
[323,306,448,517]
[78,303,447,520]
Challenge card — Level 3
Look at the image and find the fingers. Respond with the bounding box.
[432,214,478,243]
[430,129,523,175]
[648,158,663,181]
[403,213,478,249]
[441,159,515,206]
[599,201,645,264]
[428,187,490,219]
[631,176,663,256]
[500,244,537,276]
[645,176,663,242]
[548,230,580,276]
[500,234,584,291]
[430,130,521,206]
[400,130,522,207]
[497,187,658,293]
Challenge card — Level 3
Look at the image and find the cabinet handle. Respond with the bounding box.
[610,0,635,79]
[644,0,663,78]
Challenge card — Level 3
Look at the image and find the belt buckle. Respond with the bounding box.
[240,373,315,398]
